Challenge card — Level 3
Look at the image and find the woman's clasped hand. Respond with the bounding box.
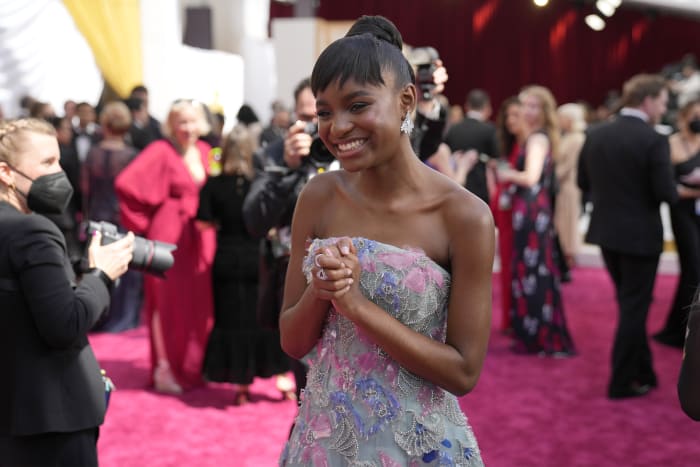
[309,238,363,313]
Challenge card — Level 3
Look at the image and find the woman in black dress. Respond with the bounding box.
[197,126,290,404]
[654,98,700,348]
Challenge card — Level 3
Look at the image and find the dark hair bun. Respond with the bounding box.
[345,15,403,51]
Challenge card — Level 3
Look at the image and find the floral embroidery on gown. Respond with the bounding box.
[280,237,483,467]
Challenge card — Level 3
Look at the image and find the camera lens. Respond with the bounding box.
[131,237,176,277]
[308,138,335,165]
[85,221,176,277]
[303,122,318,136]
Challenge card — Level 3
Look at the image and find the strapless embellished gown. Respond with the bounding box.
[280,237,483,466]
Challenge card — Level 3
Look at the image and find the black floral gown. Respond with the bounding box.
[509,133,576,356]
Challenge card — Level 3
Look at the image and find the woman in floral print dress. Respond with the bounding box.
[497,85,576,357]
[278,16,494,466]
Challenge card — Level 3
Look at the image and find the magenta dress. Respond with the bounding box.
[115,139,216,389]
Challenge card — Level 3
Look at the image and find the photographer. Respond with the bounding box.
[0,119,133,466]
[243,77,327,401]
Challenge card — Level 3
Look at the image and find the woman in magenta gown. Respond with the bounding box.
[115,100,216,393]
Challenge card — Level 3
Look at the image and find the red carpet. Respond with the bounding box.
[91,268,697,466]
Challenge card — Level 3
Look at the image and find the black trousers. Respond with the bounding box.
[0,427,98,467]
[601,249,660,392]
[660,204,700,339]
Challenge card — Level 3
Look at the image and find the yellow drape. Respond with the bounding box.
[63,0,143,98]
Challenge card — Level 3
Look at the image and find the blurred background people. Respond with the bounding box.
[654,97,700,348]
[47,115,83,266]
[128,85,162,142]
[115,99,216,394]
[63,99,78,127]
[497,85,576,357]
[211,111,226,146]
[492,96,524,332]
[234,104,263,153]
[125,96,160,151]
[28,101,56,121]
[444,88,498,205]
[73,102,99,164]
[554,103,587,274]
[82,101,142,333]
[260,99,290,149]
[197,126,290,405]
[423,141,477,186]
[578,74,679,399]
[670,54,700,110]
[18,95,36,118]
[445,103,465,133]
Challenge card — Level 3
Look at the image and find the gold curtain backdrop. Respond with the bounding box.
[63,0,143,98]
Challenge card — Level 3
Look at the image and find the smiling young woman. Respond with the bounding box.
[277,16,494,466]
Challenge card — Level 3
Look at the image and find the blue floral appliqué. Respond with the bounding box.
[355,238,377,265]
[354,377,400,437]
[330,391,363,429]
[422,446,455,466]
[375,271,402,314]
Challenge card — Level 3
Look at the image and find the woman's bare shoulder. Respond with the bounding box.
[439,178,494,236]
[299,170,346,197]
[295,171,350,220]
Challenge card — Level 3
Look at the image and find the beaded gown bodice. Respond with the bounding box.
[280,237,483,467]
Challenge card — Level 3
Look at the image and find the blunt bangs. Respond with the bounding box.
[311,34,413,96]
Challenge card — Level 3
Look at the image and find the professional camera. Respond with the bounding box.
[302,122,335,167]
[409,46,440,101]
[85,221,176,277]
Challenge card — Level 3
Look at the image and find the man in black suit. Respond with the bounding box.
[129,85,163,144]
[578,74,679,399]
[443,88,498,204]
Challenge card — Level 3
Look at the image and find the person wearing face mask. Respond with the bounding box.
[0,118,134,466]
[653,98,700,349]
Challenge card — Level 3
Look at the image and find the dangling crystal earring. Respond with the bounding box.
[400,111,414,135]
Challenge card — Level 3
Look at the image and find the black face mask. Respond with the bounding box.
[688,119,700,134]
[11,167,74,215]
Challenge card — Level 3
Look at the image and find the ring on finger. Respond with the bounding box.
[317,269,327,281]
[314,253,323,268]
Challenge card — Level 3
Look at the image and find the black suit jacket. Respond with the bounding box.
[443,117,498,204]
[577,115,678,256]
[0,202,110,436]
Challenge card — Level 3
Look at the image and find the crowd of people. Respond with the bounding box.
[2,13,700,466]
